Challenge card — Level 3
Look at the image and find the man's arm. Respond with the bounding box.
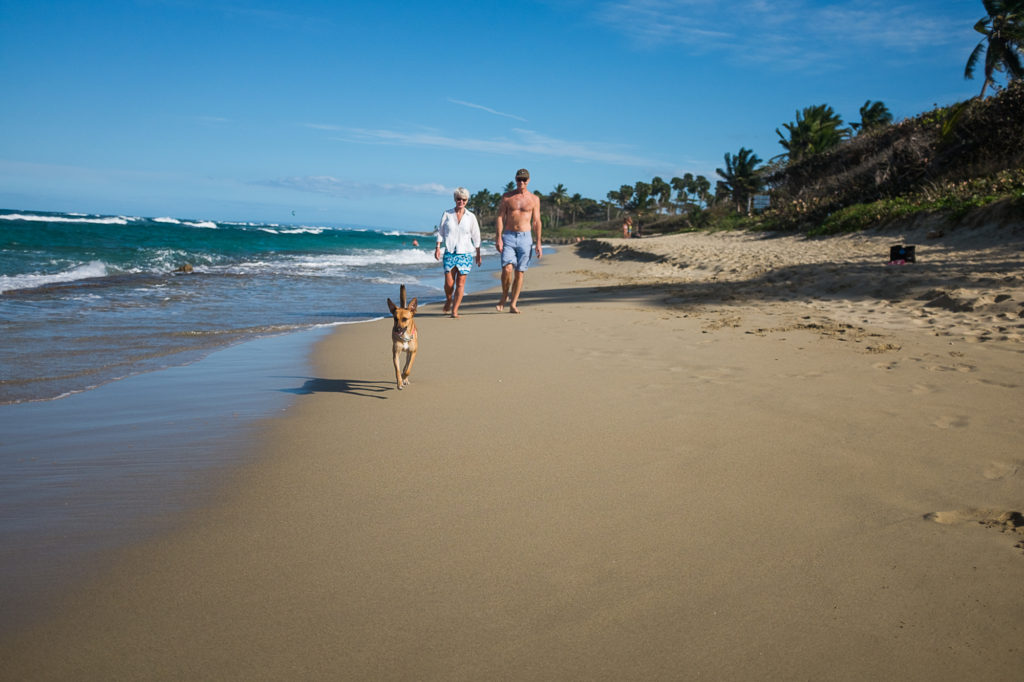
[532,195,543,257]
[471,213,483,265]
[495,199,506,252]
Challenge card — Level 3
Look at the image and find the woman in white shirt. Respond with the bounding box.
[433,186,482,318]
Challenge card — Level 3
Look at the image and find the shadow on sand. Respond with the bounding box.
[492,240,1024,312]
[281,377,392,399]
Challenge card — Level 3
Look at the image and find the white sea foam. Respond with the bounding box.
[267,227,325,235]
[370,274,436,288]
[148,248,194,271]
[0,213,130,225]
[0,260,109,293]
[303,249,436,268]
[183,220,219,229]
[208,249,436,277]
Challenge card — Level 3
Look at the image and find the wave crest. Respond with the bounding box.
[0,261,109,293]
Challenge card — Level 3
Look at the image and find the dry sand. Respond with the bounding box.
[2,221,1023,680]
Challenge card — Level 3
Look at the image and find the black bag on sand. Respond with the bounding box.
[889,244,916,263]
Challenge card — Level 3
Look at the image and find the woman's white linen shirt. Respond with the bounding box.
[436,208,481,254]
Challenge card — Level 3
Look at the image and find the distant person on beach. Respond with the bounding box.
[495,168,542,314]
[622,215,632,239]
[434,186,482,318]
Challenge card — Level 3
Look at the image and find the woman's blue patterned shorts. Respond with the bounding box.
[442,251,474,274]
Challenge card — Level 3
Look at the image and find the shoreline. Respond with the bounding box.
[0,261,507,636]
[2,231,1022,679]
[0,326,332,635]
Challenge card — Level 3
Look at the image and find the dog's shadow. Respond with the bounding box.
[282,377,393,399]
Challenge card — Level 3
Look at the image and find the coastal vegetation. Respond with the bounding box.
[467,1,1023,240]
[965,0,1024,98]
[761,77,1024,234]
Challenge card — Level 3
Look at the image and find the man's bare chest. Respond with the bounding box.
[507,197,535,214]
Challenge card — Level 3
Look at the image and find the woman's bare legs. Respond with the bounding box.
[443,269,454,313]
[451,271,467,317]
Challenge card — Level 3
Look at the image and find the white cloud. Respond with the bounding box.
[335,127,663,167]
[814,5,963,51]
[592,0,970,66]
[448,99,528,122]
[258,175,450,198]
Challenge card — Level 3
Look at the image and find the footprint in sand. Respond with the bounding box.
[924,362,978,374]
[932,415,970,429]
[925,509,980,525]
[776,370,826,380]
[693,367,739,384]
[702,316,742,331]
[865,343,902,354]
[924,509,1024,551]
[978,378,1020,389]
[983,460,1021,481]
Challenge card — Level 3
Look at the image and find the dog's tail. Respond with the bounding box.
[400,284,407,308]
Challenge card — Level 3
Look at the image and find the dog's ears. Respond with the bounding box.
[387,298,397,314]
[408,298,418,313]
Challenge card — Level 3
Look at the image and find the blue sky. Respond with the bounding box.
[0,0,993,230]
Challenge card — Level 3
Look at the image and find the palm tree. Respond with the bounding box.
[851,100,894,134]
[608,185,633,214]
[692,175,711,209]
[549,183,568,229]
[628,181,655,235]
[567,193,584,225]
[630,182,654,214]
[713,180,731,206]
[670,175,691,212]
[775,104,851,163]
[716,148,764,214]
[468,189,500,220]
[670,173,712,211]
[650,176,672,214]
[965,0,1024,98]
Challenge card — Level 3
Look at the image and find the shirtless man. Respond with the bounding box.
[495,168,542,313]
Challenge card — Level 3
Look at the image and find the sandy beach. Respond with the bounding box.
[2,220,1022,680]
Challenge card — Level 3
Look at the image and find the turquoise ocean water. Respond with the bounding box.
[0,208,502,631]
[1,208,497,404]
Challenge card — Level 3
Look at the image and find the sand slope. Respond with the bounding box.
[2,226,1022,680]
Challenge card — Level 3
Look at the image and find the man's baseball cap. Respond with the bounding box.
[515,168,530,181]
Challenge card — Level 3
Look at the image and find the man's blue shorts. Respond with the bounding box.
[500,231,532,272]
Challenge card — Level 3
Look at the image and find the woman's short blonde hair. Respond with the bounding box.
[453,187,470,201]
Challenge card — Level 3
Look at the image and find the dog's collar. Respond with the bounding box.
[393,328,415,343]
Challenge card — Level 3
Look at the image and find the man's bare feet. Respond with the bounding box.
[443,300,452,313]
[509,305,520,314]
[495,301,505,312]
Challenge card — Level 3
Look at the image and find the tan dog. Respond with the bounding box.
[386,285,418,390]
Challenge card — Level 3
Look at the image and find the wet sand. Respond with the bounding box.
[2,222,1022,680]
